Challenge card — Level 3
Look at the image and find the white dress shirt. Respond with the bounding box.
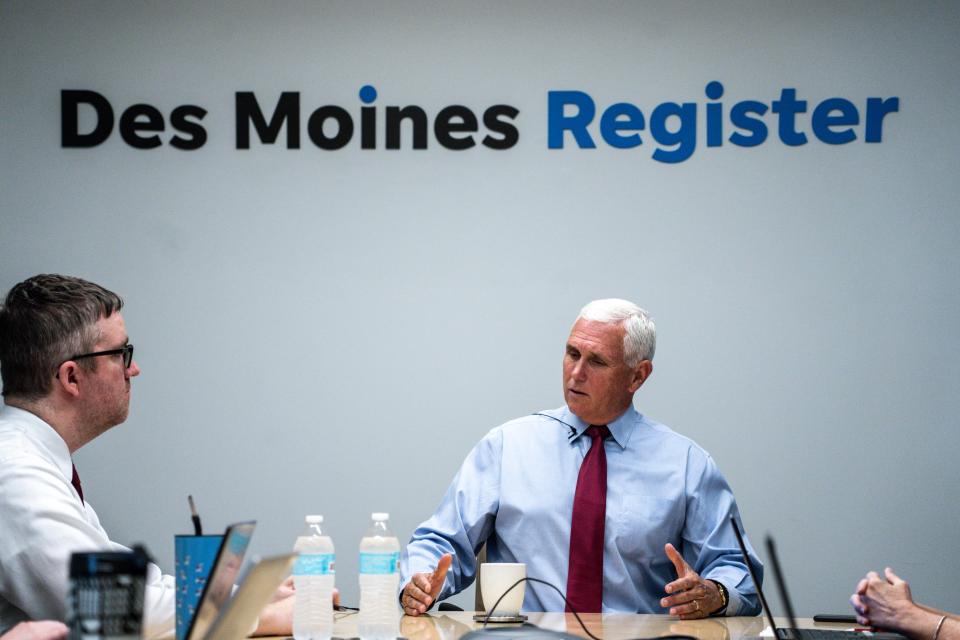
[0,404,175,638]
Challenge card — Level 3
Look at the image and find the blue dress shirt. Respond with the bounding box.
[400,405,762,615]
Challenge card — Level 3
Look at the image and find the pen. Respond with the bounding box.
[188,495,203,535]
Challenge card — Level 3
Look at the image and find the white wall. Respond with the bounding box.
[2,0,958,614]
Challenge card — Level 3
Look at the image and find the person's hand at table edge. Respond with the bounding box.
[660,543,725,619]
[401,554,453,616]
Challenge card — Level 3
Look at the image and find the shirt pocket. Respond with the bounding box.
[610,494,684,563]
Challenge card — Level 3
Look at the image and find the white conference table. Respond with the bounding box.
[301,612,855,640]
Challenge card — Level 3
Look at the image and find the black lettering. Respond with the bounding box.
[235,92,300,149]
[170,105,208,150]
[434,105,478,150]
[385,106,428,150]
[119,104,164,149]
[307,106,354,150]
[361,106,376,149]
[482,105,520,149]
[61,90,114,148]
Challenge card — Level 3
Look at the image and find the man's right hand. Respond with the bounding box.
[401,554,453,616]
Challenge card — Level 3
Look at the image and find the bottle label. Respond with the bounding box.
[359,552,399,575]
[294,553,335,575]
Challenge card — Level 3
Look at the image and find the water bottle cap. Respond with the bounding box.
[305,515,324,524]
[371,512,389,521]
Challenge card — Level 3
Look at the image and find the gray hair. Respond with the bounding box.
[0,274,123,399]
[577,298,656,367]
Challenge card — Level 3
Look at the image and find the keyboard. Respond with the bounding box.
[778,630,904,640]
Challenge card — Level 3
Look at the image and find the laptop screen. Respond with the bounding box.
[186,521,256,640]
[730,515,781,635]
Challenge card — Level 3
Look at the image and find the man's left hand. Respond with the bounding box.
[660,543,723,619]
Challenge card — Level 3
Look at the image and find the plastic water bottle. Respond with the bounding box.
[358,512,400,640]
[293,515,335,640]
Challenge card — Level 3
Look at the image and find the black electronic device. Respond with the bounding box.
[729,516,905,640]
[461,626,598,640]
[813,616,858,624]
[68,546,150,639]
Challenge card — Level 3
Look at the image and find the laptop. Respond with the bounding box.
[729,516,904,640]
[185,521,257,640]
[203,553,297,640]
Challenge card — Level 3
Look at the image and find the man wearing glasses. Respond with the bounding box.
[0,275,292,638]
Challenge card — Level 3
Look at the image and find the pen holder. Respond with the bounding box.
[174,534,223,640]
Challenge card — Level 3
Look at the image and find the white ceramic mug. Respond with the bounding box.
[479,562,526,616]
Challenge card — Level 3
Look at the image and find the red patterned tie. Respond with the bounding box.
[71,463,84,505]
[565,424,610,613]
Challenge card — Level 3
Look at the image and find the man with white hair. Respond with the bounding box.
[400,299,763,618]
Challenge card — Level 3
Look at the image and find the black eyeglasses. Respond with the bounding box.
[68,344,135,369]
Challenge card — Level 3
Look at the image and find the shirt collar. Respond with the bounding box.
[549,404,640,450]
[0,403,74,480]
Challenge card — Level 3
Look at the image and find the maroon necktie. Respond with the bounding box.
[71,463,84,505]
[565,424,610,613]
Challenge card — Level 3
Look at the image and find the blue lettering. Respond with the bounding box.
[599,103,644,149]
[650,102,696,163]
[865,97,899,142]
[547,91,596,149]
[771,88,807,146]
[729,100,769,147]
[812,98,859,144]
[705,81,724,147]
[543,84,897,160]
